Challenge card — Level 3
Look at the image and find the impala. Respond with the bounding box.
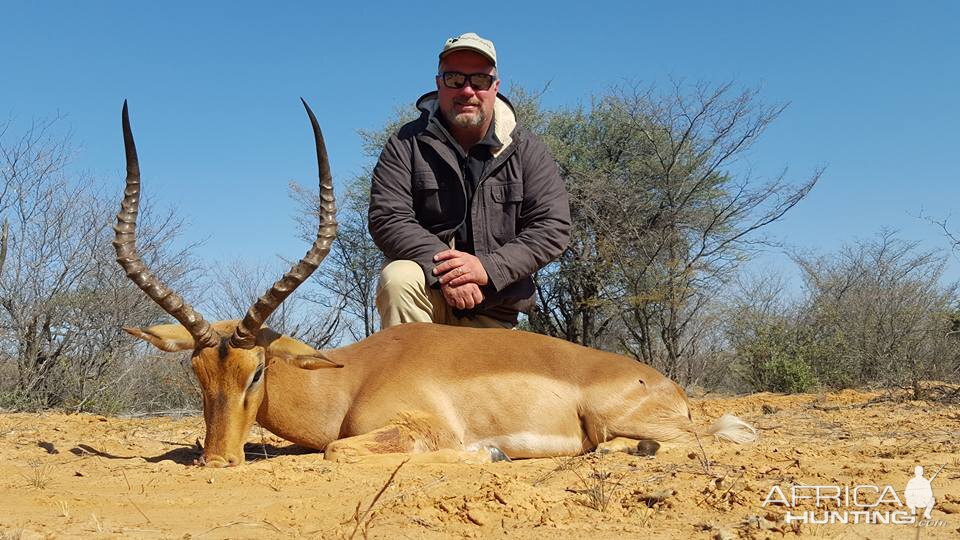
[115,100,756,467]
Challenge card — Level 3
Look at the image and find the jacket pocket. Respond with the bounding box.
[490,181,524,203]
[413,171,440,191]
[413,171,460,232]
[487,181,523,244]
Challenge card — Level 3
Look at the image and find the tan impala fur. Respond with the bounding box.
[126,320,756,466]
[116,101,755,467]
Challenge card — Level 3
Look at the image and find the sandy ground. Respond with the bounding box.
[1,389,958,539]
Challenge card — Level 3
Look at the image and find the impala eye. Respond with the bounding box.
[250,364,265,387]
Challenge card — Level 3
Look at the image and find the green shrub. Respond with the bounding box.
[735,323,818,393]
[759,354,816,393]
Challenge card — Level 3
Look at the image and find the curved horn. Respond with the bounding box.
[230,99,338,349]
[113,101,219,349]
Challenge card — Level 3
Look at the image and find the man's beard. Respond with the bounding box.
[448,100,486,129]
[452,109,485,128]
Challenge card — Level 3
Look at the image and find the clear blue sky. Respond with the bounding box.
[4,1,959,285]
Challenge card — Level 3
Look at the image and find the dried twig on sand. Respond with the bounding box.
[693,433,712,476]
[532,455,586,486]
[346,459,408,540]
[198,520,282,536]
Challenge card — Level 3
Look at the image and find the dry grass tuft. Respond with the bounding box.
[569,456,626,513]
[20,461,52,490]
[55,500,70,519]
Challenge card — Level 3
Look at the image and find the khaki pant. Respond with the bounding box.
[376,260,513,330]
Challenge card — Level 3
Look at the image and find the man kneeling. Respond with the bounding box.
[368,32,570,329]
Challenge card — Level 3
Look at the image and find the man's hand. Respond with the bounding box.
[440,282,484,310]
[433,249,489,287]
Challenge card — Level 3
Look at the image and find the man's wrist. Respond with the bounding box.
[475,253,498,291]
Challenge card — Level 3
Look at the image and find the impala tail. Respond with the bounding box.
[598,379,758,447]
[702,413,758,444]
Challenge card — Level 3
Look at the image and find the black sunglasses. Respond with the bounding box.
[438,71,497,91]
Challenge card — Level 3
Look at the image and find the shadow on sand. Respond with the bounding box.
[65,441,319,466]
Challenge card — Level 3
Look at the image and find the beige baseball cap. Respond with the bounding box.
[439,32,497,66]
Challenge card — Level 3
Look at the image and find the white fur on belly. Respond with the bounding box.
[466,432,585,458]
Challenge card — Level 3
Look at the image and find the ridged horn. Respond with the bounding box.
[113,101,219,349]
[230,99,338,349]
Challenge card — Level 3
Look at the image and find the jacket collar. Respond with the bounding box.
[415,91,517,158]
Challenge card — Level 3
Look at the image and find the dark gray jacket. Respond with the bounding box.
[368,92,571,322]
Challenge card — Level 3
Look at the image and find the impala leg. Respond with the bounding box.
[323,414,504,464]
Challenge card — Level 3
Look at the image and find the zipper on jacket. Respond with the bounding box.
[421,117,520,252]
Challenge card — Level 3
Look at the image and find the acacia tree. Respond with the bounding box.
[615,82,820,382]
[530,106,632,347]
[527,82,821,384]
[0,117,198,411]
[927,214,960,336]
[792,231,960,396]
[726,232,960,396]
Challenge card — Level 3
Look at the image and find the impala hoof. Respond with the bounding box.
[487,446,511,462]
[633,440,660,457]
[198,454,240,467]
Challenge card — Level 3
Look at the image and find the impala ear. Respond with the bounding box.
[263,333,343,369]
[124,324,197,352]
[284,353,343,370]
